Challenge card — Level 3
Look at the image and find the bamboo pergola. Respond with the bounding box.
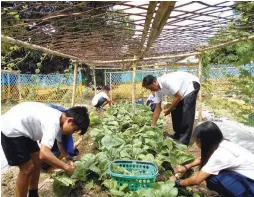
[1,1,254,116]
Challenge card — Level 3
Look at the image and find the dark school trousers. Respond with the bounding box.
[171,81,200,145]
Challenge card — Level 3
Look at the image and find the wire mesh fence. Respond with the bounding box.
[106,64,254,125]
[105,64,253,99]
[1,64,253,125]
[1,71,83,103]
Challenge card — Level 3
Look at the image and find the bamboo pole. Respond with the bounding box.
[109,73,112,100]
[138,62,199,69]
[198,55,203,122]
[140,2,176,58]
[139,1,157,52]
[198,35,254,52]
[1,70,21,74]
[71,61,78,107]
[93,67,121,70]
[91,52,201,64]
[132,58,137,114]
[92,68,96,95]
[1,35,80,61]
[154,2,175,40]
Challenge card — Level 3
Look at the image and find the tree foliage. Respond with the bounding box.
[1,1,135,78]
[202,2,254,67]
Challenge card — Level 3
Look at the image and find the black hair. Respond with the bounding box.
[103,85,111,91]
[142,75,157,87]
[194,121,223,168]
[65,106,90,135]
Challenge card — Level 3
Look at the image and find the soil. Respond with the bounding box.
[1,102,220,197]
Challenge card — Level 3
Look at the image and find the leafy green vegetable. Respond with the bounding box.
[52,102,195,197]
[85,180,94,190]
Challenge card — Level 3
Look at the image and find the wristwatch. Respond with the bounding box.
[175,179,182,187]
[66,156,74,161]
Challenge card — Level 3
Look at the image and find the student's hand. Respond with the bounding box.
[164,108,171,116]
[64,164,75,176]
[175,165,187,174]
[67,160,75,167]
[193,156,201,165]
[170,175,177,182]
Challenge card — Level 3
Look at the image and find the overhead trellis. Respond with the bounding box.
[1,1,253,69]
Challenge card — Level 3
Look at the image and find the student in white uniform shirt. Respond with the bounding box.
[1,102,90,197]
[92,85,112,111]
[174,121,254,197]
[142,71,200,145]
[146,91,156,112]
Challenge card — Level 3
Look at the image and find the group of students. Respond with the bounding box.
[1,71,254,197]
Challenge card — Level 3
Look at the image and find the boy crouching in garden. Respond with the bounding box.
[1,102,90,197]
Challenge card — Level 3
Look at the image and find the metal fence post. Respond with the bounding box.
[104,70,107,85]
[198,54,203,121]
[71,61,78,107]
[92,68,96,95]
[132,61,137,114]
[109,73,112,100]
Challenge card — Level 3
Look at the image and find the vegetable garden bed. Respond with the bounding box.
[52,102,203,197]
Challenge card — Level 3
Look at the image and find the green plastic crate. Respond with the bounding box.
[108,160,158,191]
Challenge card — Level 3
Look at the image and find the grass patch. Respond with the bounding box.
[204,96,253,126]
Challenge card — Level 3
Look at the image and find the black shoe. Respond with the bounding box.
[165,133,176,139]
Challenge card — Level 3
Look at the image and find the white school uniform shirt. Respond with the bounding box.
[202,140,254,180]
[92,91,109,106]
[1,102,62,149]
[154,72,200,103]
[147,94,155,102]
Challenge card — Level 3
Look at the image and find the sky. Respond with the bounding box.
[114,1,234,34]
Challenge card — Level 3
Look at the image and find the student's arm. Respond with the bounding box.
[151,102,162,127]
[107,98,112,105]
[145,98,149,105]
[175,156,201,173]
[57,141,69,158]
[178,170,211,186]
[74,135,83,148]
[164,91,182,116]
[57,141,74,166]
[40,145,75,176]
[105,93,112,105]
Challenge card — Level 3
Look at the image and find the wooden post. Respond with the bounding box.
[104,70,107,85]
[198,55,203,121]
[92,68,96,95]
[132,58,137,114]
[17,71,22,100]
[109,73,112,100]
[71,61,78,107]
